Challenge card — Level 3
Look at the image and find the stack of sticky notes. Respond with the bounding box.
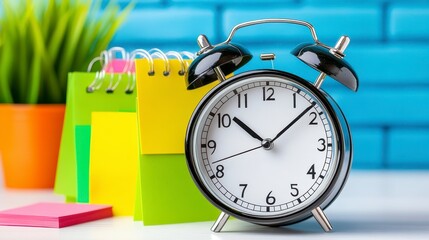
[0,202,112,228]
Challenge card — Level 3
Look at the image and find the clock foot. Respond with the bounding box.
[311,206,333,232]
[211,212,230,232]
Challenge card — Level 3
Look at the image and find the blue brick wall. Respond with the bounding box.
[109,0,429,169]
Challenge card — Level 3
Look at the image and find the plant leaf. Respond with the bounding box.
[28,53,41,103]
[91,1,135,66]
[47,10,72,65]
[42,0,55,40]
[71,0,102,71]
[0,0,134,103]
[58,4,90,91]
[28,10,61,103]
[16,1,35,102]
[0,39,14,103]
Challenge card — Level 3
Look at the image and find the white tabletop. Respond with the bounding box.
[1,171,429,240]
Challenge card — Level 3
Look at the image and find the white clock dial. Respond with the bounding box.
[189,74,339,217]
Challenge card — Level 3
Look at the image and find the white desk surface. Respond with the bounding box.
[0,171,428,240]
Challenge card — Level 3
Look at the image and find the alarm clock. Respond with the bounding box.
[185,19,358,233]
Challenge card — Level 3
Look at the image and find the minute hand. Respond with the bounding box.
[272,102,316,142]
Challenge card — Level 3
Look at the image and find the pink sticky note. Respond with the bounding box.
[0,202,112,228]
[104,59,134,73]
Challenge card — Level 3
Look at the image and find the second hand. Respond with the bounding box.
[212,102,316,164]
[212,145,263,164]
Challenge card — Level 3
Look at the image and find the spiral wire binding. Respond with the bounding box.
[180,51,195,60]
[166,51,186,76]
[105,47,129,93]
[86,50,108,93]
[149,48,170,76]
[86,47,196,94]
[124,49,153,93]
[180,51,196,67]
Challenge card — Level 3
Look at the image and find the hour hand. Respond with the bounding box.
[233,117,264,141]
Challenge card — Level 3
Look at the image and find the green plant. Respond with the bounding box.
[0,0,133,103]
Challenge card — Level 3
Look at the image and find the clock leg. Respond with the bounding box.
[311,207,333,232]
[211,212,230,232]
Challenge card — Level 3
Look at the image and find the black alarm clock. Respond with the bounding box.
[185,18,358,232]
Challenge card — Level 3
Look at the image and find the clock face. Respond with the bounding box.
[187,72,340,219]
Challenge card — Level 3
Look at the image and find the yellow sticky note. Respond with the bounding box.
[89,112,138,216]
[136,59,217,155]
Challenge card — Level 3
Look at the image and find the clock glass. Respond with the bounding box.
[187,72,340,219]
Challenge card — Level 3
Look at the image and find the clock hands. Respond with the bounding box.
[272,102,316,142]
[233,117,264,141]
[212,102,315,164]
[211,118,264,164]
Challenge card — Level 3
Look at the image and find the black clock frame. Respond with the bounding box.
[185,69,352,226]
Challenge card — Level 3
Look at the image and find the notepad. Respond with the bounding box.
[0,202,112,228]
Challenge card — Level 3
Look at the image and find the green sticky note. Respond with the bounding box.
[140,154,220,225]
[75,125,91,203]
[71,73,136,126]
[133,155,143,221]
[55,74,77,198]
[65,196,76,203]
[55,72,136,203]
[134,99,143,221]
[72,73,135,203]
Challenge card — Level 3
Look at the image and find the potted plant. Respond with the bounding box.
[0,0,133,188]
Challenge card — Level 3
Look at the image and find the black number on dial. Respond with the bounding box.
[262,87,275,101]
[266,191,276,205]
[317,138,326,151]
[238,93,248,108]
[290,184,299,197]
[307,164,316,179]
[217,113,231,128]
[309,112,318,125]
[207,140,216,154]
[216,165,224,178]
[239,184,248,198]
[293,92,297,108]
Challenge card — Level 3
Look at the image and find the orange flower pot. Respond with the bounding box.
[0,104,65,188]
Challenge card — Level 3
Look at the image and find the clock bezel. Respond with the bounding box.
[185,69,352,226]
